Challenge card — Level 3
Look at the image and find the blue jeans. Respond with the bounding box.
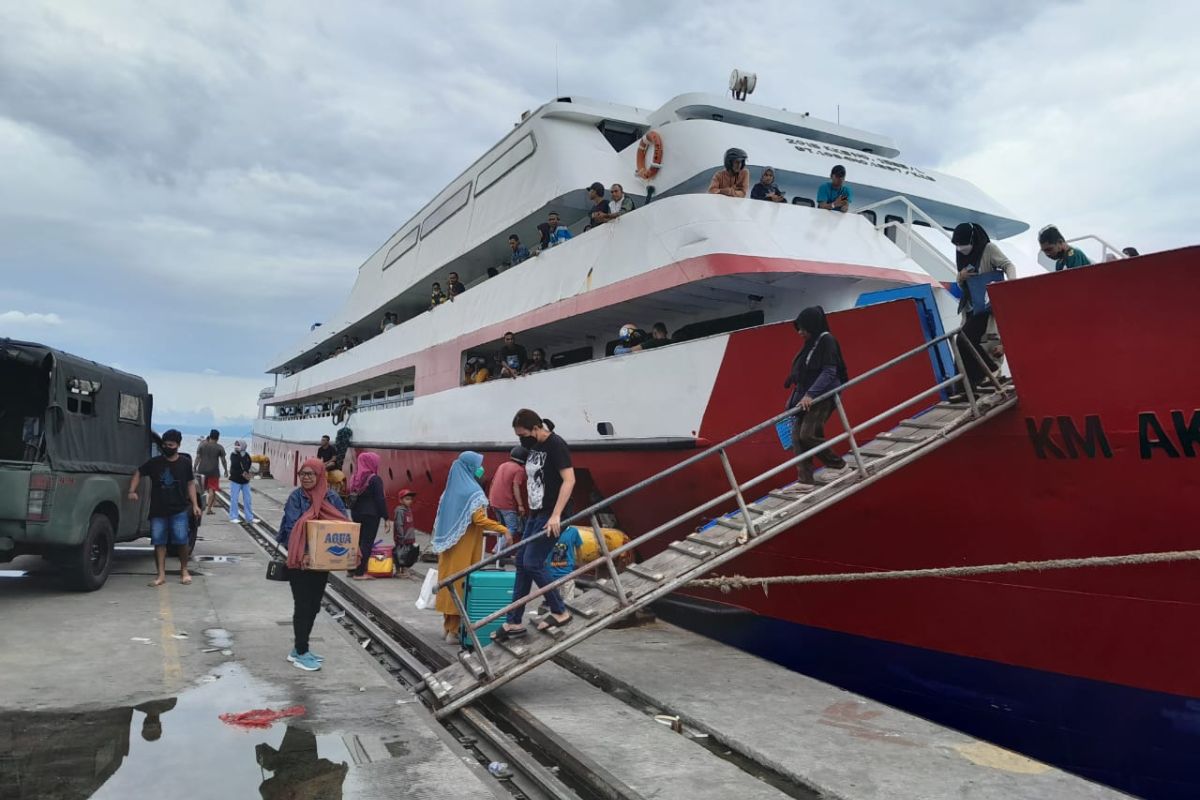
[495,509,524,553]
[150,510,191,547]
[229,481,254,521]
[506,512,566,624]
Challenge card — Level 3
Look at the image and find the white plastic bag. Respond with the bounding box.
[415,568,439,611]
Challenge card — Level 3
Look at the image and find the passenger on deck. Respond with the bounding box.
[447,271,467,298]
[640,322,672,349]
[609,183,635,216]
[951,223,1014,389]
[380,312,398,332]
[521,348,548,375]
[784,307,849,485]
[337,334,354,354]
[536,222,552,251]
[431,451,510,642]
[508,234,530,266]
[462,357,490,386]
[546,212,573,247]
[613,324,647,354]
[587,182,613,226]
[751,167,786,202]
[707,147,750,198]
[498,331,528,379]
[430,282,447,309]
[817,165,852,212]
[1038,226,1092,270]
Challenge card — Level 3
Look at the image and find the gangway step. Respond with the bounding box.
[426,389,1017,718]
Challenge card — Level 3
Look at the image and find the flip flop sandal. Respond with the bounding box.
[536,613,573,633]
[491,626,528,642]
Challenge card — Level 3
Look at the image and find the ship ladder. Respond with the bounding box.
[422,331,1016,718]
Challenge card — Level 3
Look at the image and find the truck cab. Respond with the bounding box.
[0,340,153,590]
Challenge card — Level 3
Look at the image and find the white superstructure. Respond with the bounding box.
[256,86,1027,452]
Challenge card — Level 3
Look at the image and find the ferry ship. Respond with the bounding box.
[253,77,1199,798]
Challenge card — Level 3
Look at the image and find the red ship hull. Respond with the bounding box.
[257,249,1200,797]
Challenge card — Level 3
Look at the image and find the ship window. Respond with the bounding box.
[859,210,877,225]
[597,120,641,152]
[475,134,536,197]
[383,227,419,271]
[791,197,816,208]
[885,214,903,243]
[421,183,471,239]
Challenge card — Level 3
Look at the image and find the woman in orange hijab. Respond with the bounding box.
[277,457,351,671]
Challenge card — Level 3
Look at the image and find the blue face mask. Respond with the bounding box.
[475,466,485,479]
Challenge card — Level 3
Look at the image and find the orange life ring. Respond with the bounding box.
[636,130,663,180]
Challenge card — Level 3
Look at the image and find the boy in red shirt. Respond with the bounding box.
[487,446,528,556]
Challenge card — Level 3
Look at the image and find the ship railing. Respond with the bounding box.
[1066,234,1128,262]
[856,195,958,283]
[438,322,1008,666]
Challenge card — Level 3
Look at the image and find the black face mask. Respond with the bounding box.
[519,435,537,449]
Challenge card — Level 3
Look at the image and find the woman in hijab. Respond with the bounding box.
[347,451,386,580]
[783,306,849,484]
[431,451,509,643]
[276,457,350,671]
[751,167,787,202]
[950,223,1015,389]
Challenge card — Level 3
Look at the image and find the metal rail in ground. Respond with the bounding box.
[216,491,637,800]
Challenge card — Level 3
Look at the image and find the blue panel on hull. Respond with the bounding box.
[855,285,955,388]
[653,599,1200,800]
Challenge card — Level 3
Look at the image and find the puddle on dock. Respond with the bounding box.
[0,569,30,579]
[0,662,410,799]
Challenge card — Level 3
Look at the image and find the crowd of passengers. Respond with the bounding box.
[460,323,672,387]
[296,146,1132,374]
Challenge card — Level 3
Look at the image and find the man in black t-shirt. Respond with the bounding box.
[128,429,200,586]
[317,435,338,470]
[498,331,528,379]
[498,409,575,639]
[587,182,613,226]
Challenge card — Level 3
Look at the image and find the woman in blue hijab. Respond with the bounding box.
[433,451,509,642]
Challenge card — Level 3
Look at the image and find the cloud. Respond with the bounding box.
[0,0,1195,423]
[0,310,63,326]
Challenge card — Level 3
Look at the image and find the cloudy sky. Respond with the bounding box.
[2,1,1196,430]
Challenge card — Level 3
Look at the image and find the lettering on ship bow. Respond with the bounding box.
[1025,410,1200,460]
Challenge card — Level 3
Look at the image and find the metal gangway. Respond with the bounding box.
[424,326,1016,719]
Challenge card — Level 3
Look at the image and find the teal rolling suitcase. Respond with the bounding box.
[460,567,516,649]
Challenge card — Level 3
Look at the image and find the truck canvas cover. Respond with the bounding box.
[1,340,151,474]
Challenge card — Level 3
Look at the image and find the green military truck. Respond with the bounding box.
[0,340,154,590]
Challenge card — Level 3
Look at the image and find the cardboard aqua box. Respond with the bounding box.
[305,519,360,571]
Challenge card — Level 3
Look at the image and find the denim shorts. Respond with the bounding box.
[150,510,191,547]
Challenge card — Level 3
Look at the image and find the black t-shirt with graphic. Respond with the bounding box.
[499,343,527,373]
[525,433,572,513]
[139,455,194,518]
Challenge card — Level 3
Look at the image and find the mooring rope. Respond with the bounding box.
[686,549,1200,595]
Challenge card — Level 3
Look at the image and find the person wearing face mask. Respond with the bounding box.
[128,429,201,586]
[227,440,254,523]
[431,452,510,642]
[784,308,849,485]
[496,409,575,640]
[950,222,1015,390]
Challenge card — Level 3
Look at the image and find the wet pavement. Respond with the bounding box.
[0,488,506,800]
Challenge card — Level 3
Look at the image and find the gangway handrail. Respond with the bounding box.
[436,323,1007,655]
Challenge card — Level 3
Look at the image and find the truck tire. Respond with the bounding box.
[67,513,115,591]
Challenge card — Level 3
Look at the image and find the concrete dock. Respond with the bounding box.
[0,499,506,799]
[256,476,1133,800]
[0,474,1134,799]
